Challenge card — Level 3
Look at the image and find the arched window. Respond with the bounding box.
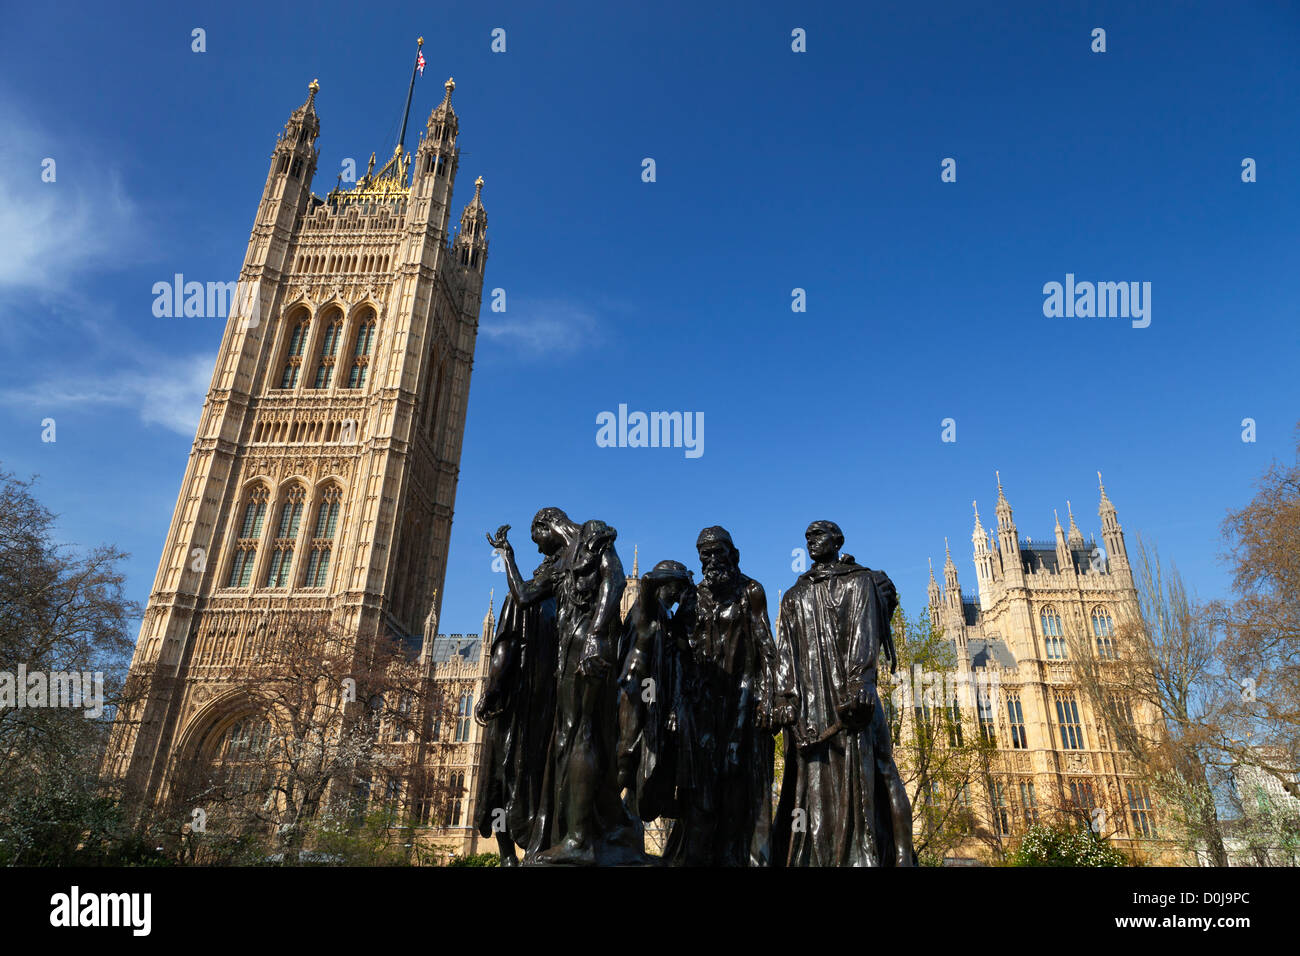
[265,485,305,588]
[347,310,376,388]
[303,485,341,588]
[1040,606,1067,659]
[445,771,466,826]
[212,716,274,794]
[455,690,474,742]
[1092,606,1116,658]
[1055,696,1085,749]
[227,485,268,587]
[279,311,310,389]
[312,311,343,388]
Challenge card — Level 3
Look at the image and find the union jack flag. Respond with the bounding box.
[416,50,425,76]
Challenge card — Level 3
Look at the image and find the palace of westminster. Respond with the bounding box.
[102,74,1176,864]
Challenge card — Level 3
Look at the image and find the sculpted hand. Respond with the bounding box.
[485,524,512,552]
[771,700,796,727]
[475,688,505,725]
[577,633,610,679]
[839,679,874,727]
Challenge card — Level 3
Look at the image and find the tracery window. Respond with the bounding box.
[227,485,268,587]
[1007,695,1028,749]
[1055,696,1085,749]
[312,311,343,388]
[1041,606,1067,659]
[1128,784,1157,837]
[455,690,474,742]
[303,485,341,588]
[445,771,466,826]
[213,716,273,794]
[947,695,963,747]
[1069,779,1096,812]
[977,686,996,745]
[991,780,1011,835]
[1092,606,1116,658]
[265,485,305,588]
[347,310,376,388]
[1019,780,1040,826]
[279,311,310,389]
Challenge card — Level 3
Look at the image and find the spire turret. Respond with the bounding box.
[413,72,461,243]
[993,471,1022,573]
[1066,500,1085,547]
[281,78,321,146]
[927,557,941,630]
[972,500,996,603]
[1054,508,1072,571]
[427,77,459,142]
[482,590,496,643]
[1097,472,1128,570]
[454,176,489,273]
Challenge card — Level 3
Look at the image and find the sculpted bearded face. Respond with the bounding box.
[698,539,738,588]
[805,521,844,564]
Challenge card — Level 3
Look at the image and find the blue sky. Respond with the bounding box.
[1,1,1297,637]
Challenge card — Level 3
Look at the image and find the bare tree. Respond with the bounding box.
[882,608,997,864]
[0,467,142,864]
[1211,438,1300,800]
[1065,537,1229,865]
[162,614,455,864]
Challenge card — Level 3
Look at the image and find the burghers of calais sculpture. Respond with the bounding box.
[476,510,910,867]
[616,560,695,824]
[475,508,645,865]
[772,520,915,866]
[473,510,561,864]
[672,528,779,865]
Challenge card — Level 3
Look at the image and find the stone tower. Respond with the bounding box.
[104,76,490,808]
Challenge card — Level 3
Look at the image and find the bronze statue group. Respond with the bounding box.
[472,508,914,867]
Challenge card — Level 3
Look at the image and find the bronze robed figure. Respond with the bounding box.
[653,527,779,866]
[475,508,644,866]
[616,560,695,824]
[473,510,562,864]
[772,520,915,867]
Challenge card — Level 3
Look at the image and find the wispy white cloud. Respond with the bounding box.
[0,352,211,437]
[479,299,604,357]
[0,98,140,296]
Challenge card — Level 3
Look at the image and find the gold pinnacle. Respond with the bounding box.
[309,78,320,94]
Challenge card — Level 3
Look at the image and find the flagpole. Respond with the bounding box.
[397,36,423,160]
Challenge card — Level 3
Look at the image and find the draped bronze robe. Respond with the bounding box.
[473,558,559,856]
[773,560,898,866]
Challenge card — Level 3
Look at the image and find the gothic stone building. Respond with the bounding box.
[915,474,1183,863]
[103,76,490,815]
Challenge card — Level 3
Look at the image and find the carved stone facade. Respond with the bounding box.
[103,76,490,812]
[916,474,1185,863]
